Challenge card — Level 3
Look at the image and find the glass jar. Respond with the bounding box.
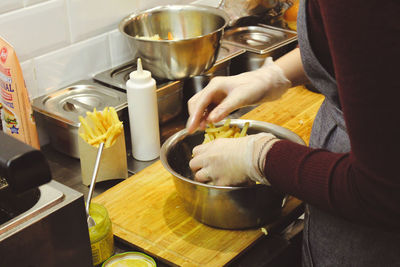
[89,202,114,266]
[102,252,157,267]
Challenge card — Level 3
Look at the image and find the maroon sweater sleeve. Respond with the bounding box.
[265,0,400,230]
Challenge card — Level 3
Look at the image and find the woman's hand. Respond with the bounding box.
[186,57,292,134]
[189,133,280,186]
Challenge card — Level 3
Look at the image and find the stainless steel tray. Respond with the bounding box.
[32,80,128,158]
[32,80,127,127]
[93,62,181,93]
[0,182,64,236]
[222,24,297,54]
[93,42,245,91]
[204,42,246,76]
[213,42,246,66]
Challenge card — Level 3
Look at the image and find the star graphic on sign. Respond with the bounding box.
[10,125,19,134]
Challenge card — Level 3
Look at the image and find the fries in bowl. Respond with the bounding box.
[203,119,249,144]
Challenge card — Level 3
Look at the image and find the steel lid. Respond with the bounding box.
[32,80,127,127]
[222,24,297,54]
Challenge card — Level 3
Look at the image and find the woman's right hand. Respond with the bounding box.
[186,57,292,133]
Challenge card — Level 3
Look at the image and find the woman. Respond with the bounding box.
[187,0,400,266]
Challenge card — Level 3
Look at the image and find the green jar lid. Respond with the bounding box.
[88,202,112,243]
[102,252,156,267]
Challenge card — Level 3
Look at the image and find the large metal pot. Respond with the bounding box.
[119,5,229,80]
[160,119,305,229]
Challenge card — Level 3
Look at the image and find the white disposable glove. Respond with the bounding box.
[186,57,291,133]
[189,132,280,186]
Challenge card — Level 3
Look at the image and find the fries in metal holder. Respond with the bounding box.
[203,119,250,144]
[78,107,123,148]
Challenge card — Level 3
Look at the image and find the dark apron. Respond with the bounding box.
[298,1,400,266]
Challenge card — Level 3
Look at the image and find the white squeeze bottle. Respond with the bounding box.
[126,58,160,161]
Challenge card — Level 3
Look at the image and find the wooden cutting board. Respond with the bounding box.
[94,86,324,267]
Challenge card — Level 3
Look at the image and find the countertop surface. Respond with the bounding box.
[44,85,324,266]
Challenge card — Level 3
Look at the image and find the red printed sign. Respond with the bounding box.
[1,47,8,63]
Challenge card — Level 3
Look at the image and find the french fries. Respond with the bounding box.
[203,119,250,144]
[78,107,123,148]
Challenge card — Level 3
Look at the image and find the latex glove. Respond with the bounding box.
[186,57,291,133]
[189,132,280,186]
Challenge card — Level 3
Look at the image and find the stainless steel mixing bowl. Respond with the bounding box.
[119,5,229,80]
[160,119,305,229]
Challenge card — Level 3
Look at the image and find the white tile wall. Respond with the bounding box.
[0,0,219,144]
[0,0,203,99]
[108,29,133,67]
[191,0,219,7]
[20,60,38,99]
[139,0,192,10]
[0,0,24,15]
[67,0,139,43]
[23,0,50,7]
[34,33,111,94]
[0,0,70,62]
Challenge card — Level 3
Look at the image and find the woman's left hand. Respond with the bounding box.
[189,133,279,186]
